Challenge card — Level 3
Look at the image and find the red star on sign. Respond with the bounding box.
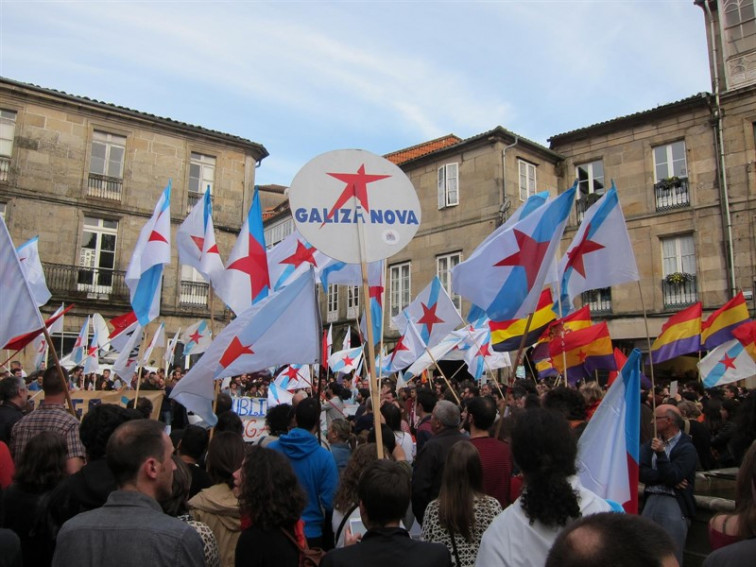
[719,353,737,370]
[189,330,203,344]
[227,235,271,300]
[494,229,551,288]
[323,164,391,224]
[219,337,254,368]
[565,225,605,278]
[281,241,317,268]
[418,302,444,336]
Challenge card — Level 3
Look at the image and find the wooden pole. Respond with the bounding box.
[512,312,535,385]
[424,346,461,405]
[132,324,149,407]
[637,281,657,437]
[42,327,77,418]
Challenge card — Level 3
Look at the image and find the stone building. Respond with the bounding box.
[0,77,268,365]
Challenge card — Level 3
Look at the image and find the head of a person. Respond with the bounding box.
[416,388,437,415]
[356,387,370,405]
[236,445,306,530]
[462,382,479,399]
[126,396,154,419]
[160,455,193,517]
[676,400,701,420]
[106,419,175,499]
[654,404,683,438]
[14,430,68,493]
[206,431,245,490]
[480,383,493,397]
[734,440,756,539]
[438,441,484,542]
[327,382,344,400]
[546,512,679,567]
[215,393,233,415]
[724,384,739,400]
[431,400,461,433]
[721,398,739,421]
[42,365,67,396]
[333,443,379,513]
[543,386,587,422]
[367,424,396,454]
[466,396,497,431]
[380,402,402,432]
[328,418,352,445]
[512,408,580,527]
[0,375,27,404]
[9,361,21,372]
[579,381,603,407]
[294,397,320,432]
[215,410,244,435]
[265,403,292,437]
[80,403,141,461]
[358,460,411,529]
[177,424,209,462]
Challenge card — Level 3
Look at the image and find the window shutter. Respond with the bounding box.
[446,163,459,206]
[437,166,446,209]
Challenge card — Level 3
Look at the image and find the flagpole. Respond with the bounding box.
[133,322,151,407]
[512,312,535,386]
[555,287,569,387]
[42,327,78,419]
[423,346,461,405]
[637,281,658,437]
[464,325,506,400]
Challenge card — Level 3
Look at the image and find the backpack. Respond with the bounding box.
[281,528,327,567]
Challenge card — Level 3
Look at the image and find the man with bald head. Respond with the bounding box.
[639,404,697,565]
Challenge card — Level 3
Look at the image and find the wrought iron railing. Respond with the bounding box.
[87,173,122,200]
[179,280,209,306]
[0,156,10,183]
[575,192,604,223]
[581,288,612,314]
[187,191,210,214]
[654,178,690,211]
[662,276,698,309]
[43,262,129,301]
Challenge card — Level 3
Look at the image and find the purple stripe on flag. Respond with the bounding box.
[703,324,743,351]
[651,335,701,364]
[584,353,617,373]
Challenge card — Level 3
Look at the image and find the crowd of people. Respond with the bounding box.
[0,359,753,566]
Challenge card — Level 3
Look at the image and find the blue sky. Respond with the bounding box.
[1,1,711,186]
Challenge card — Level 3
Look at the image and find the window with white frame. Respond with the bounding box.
[437,163,459,209]
[653,141,687,182]
[437,252,462,312]
[389,262,411,326]
[0,110,17,183]
[179,265,209,306]
[723,0,756,54]
[576,160,605,199]
[188,152,215,212]
[662,235,696,278]
[78,217,118,293]
[347,286,360,319]
[327,285,339,323]
[88,131,126,199]
[518,159,537,201]
[264,217,294,248]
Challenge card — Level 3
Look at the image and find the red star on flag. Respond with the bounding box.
[342,355,355,367]
[495,229,551,288]
[188,330,203,344]
[227,235,270,300]
[323,164,391,224]
[565,225,605,278]
[390,336,409,363]
[719,353,737,370]
[219,337,254,368]
[148,210,169,243]
[191,235,205,252]
[281,241,317,268]
[477,343,491,357]
[283,366,300,380]
[418,302,444,336]
[578,350,588,363]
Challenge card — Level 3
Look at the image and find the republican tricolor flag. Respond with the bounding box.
[701,292,750,350]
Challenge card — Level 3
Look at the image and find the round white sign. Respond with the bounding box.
[288,149,421,263]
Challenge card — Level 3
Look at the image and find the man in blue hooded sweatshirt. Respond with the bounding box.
[270,397,339,548]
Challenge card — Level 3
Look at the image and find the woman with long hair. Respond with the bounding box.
[422,441,501,567]
[381,402,415,465]
[189,431,245,567]
[1,431,68,567]
[708,440,756,550]
[331,443,379,548]
[235,445,307,567]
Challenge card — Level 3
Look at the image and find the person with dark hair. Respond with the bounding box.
[475,408,612,567]
[258,403,292,447]
[640,404,697,566]
[1,431,68,567]
[234,445,308,567]
[545,512,678,567]
[189,431,244,567]
[322,382,348,428]
[543,386,588,438]
[466,396,512,508]
[412,400,466,524]
[381,402,414,465]
[161,456,220,567]
[270,397,339,548]
[10,366,85,474]
[215,411,244,436]
[415,389,438,455]
[422,442,501,567]
[177,424,212,498]
[0,377,27,445]
[711,398,739,467]
[126,396,154,419]
[53,419,204,567]
[322,460,451,567]
[48,404,140,527]
[354,387,371,419]
[331,444,380,548]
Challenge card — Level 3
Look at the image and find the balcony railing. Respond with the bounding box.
[44,262,129,301]
[87,173,123,200]
[180,280,209,307]
[575,192,604,223]
[662,275,698,309]
[581,287,612,314]
[655,177,690,211]
[0,156,10,183]
[186,191,213,214]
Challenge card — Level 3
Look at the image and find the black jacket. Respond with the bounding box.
[322,528,451,567]
[640,432,697,518]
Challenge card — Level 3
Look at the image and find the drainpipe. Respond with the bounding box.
[498,135,519,226]
[699,0,737,296]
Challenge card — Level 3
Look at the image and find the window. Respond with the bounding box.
[724,1,756,52]
[179,265,209,306]
[188,152,215,212]
[347,286,360,319]
[327,285,339,323]
[653,141,687,181]
[389,262,411,326]
[575,160,605,221]
[78,217,118,294]
[581,288,612,314]
[264,217,294,248]
[88,131,126,199]
[518,160,537,201]
[437,163,459,209]
[661,235,698,308]
[0,109,16,183]
[437,252,462,312]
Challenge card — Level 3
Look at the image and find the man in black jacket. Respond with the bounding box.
[0,377,27,445]
[640,404,697,566]
[322,460,451,567]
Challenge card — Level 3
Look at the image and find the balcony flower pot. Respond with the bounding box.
[665,272,693,285]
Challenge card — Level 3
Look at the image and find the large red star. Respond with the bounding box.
[281,241,317,268]
[227,235,271,300]
[418,302,444,336]
[219,337,254,368]
[323,164,390,224]
[342,355,355,367]
[188,330,203,344]
[390,336,409,363]
[283,366,300,380]
[494,229,551,288]
[478,343,491,357]
[148,211,168,243]
[565,225,605,278]
[719,353,737,370]
[191,235,205,252]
